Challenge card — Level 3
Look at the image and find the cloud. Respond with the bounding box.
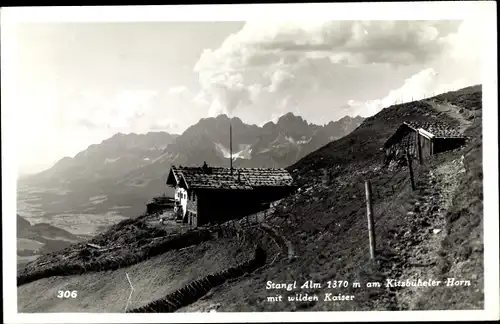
[345,67,476,117]
[246,20,459,66]
[107,90,157,128]
[167,85,193,101]
[66,90,157,130]
[150,118,179,132]
[193,20,468,122]
[267,69,296,93]
[63,86,195,133]
[196,20,460,74]
[443,18,483,63]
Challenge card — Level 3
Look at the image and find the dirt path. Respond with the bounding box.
[425,100,472,133]
[260,223,296,261]
[379,156,465,310]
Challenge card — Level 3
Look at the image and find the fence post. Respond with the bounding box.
[365,180,376,260]
[416,133,423,165]
[406,150,416,191]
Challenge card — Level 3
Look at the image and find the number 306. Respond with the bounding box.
[57,290,78,298]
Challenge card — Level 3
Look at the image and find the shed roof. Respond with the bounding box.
[166,165,295,190]
[383,121,465,149]
[404,121,463,138]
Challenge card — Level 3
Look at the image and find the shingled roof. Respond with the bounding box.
[166,165,295,190]
[404,121,463,138]
[383,120,466,151]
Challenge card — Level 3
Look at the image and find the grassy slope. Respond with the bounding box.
[18,235,256,312]
[181,85,483,312]
[17,85,483,312]
[412,88,483,309]
[17,215,202,282]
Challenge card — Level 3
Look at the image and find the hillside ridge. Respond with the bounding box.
[17,85,483,312]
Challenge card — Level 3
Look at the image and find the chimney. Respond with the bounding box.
[229,123,233,175]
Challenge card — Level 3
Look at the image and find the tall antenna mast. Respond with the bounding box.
[229,123,233,175]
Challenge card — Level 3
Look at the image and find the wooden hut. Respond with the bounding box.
[165,163,297,227]
[383,121,466,163]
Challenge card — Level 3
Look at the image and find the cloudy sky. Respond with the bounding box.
[8,16,482,174]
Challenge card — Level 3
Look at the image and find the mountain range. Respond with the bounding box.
[17,85,484,312]
[18,113,364,220]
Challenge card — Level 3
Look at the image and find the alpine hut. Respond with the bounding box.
[383,121,466,164]
[165,162,296,227]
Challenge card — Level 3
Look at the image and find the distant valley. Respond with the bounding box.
[17,214,86,268]
[17,113,363,264]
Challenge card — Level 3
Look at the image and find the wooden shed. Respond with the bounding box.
[165,162,297,227]
[383,121,466,163]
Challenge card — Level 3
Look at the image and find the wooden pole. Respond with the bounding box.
[365,180,376,260]
[229,124,233,175]
[416,133,423,165]
[406,150,416,191]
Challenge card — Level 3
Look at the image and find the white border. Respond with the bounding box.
[2,2,498,323]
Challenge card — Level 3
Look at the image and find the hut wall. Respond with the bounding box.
[384,124,425,162]
[419,135,433,158]
[433,137,467,154]
[174,187,188,218]
[186,191,198,226]
[384,123,467,164]
[252,186,296,203]
[195,190,262,226]
[385,128,418,161]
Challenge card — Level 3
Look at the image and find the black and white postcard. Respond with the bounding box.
[2,2,498,323]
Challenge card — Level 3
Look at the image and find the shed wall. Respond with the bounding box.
[174,187,188,220]
[384,124,466,164]
[193,187,294,227]
[419,135,433,158]
[433,137,466,154]
[186,192,198,226]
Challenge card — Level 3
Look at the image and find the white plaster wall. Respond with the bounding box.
[175,187,188,217]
